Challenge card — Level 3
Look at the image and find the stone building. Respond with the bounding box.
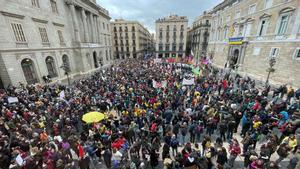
[111,19,153,59]
[0,0,113,88]
[155,15,188,58]
[189,12,211,59]
[207,0,300,87]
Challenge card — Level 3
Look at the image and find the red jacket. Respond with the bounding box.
[77,144,85,159]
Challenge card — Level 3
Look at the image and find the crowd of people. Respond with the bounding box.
[0,58,299,169]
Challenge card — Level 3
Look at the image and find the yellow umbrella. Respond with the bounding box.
[82,111,105,123]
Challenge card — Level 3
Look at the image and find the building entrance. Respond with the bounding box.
[0,76,4,89]
[227,39,247,69]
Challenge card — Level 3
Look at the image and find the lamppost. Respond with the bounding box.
[265,57,276,87]
[60,64,71,85]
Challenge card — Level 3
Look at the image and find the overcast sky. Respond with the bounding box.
[97,0,222,34]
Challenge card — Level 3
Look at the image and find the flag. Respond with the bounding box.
[167,58,176,63]
[59,90,65,99]
[192,67,201,76]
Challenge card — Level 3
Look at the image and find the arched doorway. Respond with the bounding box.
[45,56,57,77]
[230,49,239,69]
[93,51,98,68]
[0,76,4,89]
[62,55,71,72]
[21,58,39,84]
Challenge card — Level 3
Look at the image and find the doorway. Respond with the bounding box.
[229,49,239,69]
[93,51,98,68]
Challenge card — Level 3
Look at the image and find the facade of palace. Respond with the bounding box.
[111,19,153,59]
[207,0,300,87]
[155,15,188,58]
[0,0,113,87]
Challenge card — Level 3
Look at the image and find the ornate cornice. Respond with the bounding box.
[279,7,296,14]
[53,22,64,27]
[32,17,48,24]
[0,11,25,19]
[260,13,271,19]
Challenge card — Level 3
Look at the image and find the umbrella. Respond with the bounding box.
[82,111,105,123]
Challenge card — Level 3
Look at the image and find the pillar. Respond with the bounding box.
[89,13,95,43]
[69,3,81,42]
[94,16,99,43]
[97,17,102,44]
[81,8,89,42]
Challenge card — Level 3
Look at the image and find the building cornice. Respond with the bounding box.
[0,11,25,19]
[0,45,112,53]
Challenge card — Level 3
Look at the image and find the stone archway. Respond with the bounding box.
[21,58,39,84]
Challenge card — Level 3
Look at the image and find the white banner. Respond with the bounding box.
[182,78,195,85]
[154,58,162,63]
[8,97,18,104]
[153,80,167,88]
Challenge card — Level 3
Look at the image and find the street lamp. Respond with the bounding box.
[60,64,71,85]
[265,57,276,87]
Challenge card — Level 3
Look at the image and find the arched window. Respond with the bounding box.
[21,58,38,84]
[45,56,57,77]
[62,55,71,72]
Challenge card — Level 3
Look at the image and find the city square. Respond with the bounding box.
[0,0,300,169]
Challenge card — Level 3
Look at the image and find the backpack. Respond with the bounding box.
[277,144,289,158]
[170,138,179,147]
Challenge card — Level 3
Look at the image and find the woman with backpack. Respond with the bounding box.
[170,134,179,156]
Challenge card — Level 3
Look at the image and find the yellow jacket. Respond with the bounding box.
[282,137,297,151]
[253,121,262,129]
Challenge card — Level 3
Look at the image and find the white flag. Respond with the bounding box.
[59,90,65,99]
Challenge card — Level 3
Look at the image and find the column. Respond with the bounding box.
[97,17,102,44]
[89,13,95,43]
[81,8,89,42]
[69,3,81,42]
[94,16,99,43]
